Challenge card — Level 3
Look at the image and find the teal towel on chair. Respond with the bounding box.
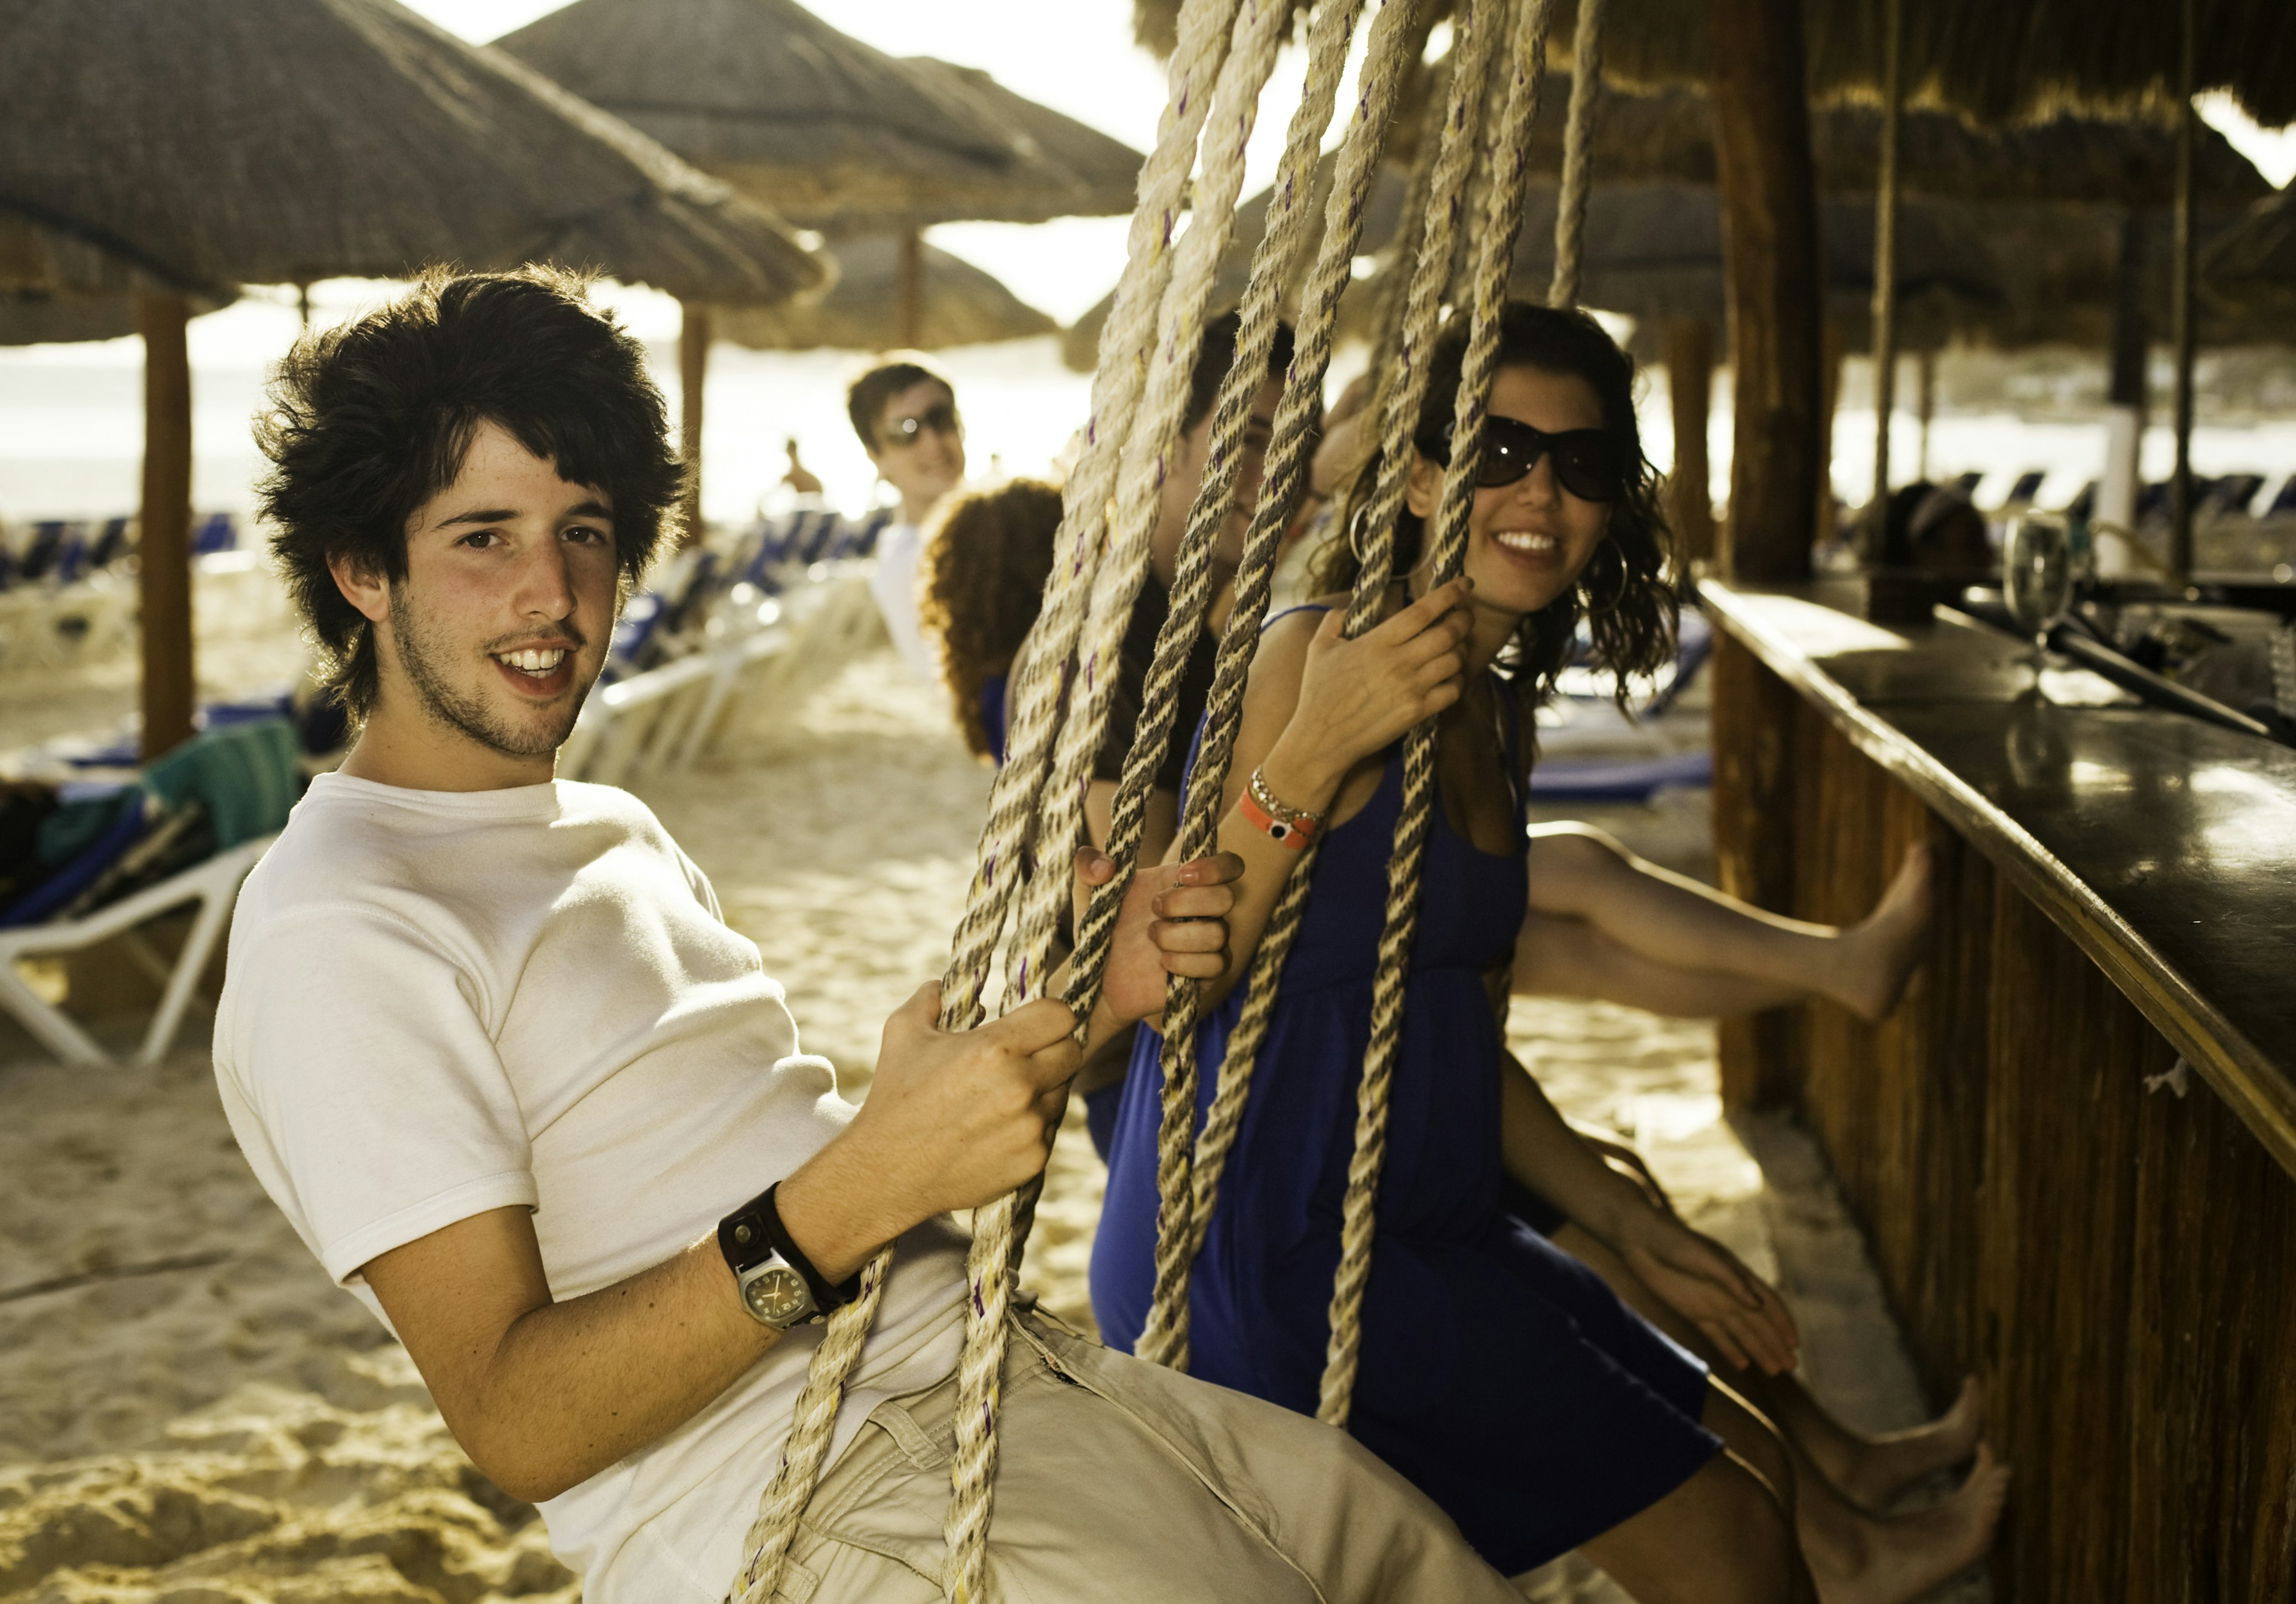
[142,719,300,848]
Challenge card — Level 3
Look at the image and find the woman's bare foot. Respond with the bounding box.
[1809,1444,2012,1604]
[1831,845,1934,1022]
[1821,1376,1987,1511]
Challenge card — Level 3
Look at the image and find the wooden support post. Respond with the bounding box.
[897,226,925,350]
[138,293,196,761]
[1662,319,1716,564]
[679,300,710,546]
[1818,319,1845,548]
[2169,0,2199,583]
[1709,633,1803,1108]
[2101,209,2150,543]
[1915,347,1936,483]
[1868,0,1904,531]
[1709,0,1824,582]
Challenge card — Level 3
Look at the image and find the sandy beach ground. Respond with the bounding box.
[1,621,1982,1602]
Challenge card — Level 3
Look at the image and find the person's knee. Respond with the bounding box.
[1703,1457,1800,1602]
[1527,824,1631,891]
[1705,1384,1797,1510]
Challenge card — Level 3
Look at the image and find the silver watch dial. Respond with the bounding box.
[742,1264,814,1327]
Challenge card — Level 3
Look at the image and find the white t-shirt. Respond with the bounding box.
[866,520,937,684]
[213,774,967,1602]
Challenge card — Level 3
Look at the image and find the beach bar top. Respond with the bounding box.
[1700,578,2296,1178]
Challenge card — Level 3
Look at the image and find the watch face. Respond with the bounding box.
[744,1266,811,1325]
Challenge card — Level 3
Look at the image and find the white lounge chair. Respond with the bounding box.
[0,832,274,1068]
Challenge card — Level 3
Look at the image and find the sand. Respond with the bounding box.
[1,634,1982,1602]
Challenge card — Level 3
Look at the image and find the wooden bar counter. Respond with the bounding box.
[1700,578,2296,1600]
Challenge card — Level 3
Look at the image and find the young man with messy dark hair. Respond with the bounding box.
[218,268,1521,1603]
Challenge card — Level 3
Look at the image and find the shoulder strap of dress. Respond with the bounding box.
[1260,601,1334,636]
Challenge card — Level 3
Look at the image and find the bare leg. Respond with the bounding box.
[1523,827,1934,1022]
[1554,1227,2009,1602]
[1577,1389,1815,1604]
[1516,912,1808,1018]
[1552,1225,1986,1510]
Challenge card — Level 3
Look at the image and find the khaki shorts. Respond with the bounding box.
[770,1309,1522,1603]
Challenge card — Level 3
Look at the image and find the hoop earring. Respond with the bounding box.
[1348,505,1379,569]
[1580,545,1631,616]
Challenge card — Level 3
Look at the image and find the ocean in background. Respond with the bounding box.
[4,288,2294,536]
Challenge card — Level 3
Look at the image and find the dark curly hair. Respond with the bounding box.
[1311,300,1680,749]
[919,478,1063,760]
[254,266,684,720]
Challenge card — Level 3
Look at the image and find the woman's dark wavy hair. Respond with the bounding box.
[254,265,685,720]
[919,478,1063,760]
[1310,300,1680,759]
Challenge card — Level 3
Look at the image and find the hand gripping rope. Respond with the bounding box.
[726,0,1608,1589]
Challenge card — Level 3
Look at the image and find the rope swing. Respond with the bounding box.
[728,0,1611,1591]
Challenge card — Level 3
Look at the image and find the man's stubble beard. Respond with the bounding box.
[387,583,593,762]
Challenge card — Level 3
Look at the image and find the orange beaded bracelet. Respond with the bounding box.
[1240,767,1321,849]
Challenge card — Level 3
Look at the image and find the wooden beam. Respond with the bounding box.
[678,300,710,546]
[2101,208,2150,540]
[1709,0,1824,583]
[137,293,195,761]
[897,225,925,350]
[1915,347,1936,483]
[1868,0,1904,528]
[1662,317,1715,564]
[1818,319,1845,548]
[2169,0,2199,582]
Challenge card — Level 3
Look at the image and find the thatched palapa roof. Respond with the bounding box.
[1133,0,2296,127]
[496,0,1146,230]
[900,59,1147,223]
[716,234,1057,352]
[0,0,825,305]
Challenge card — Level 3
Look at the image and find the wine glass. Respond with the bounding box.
[2004,512,2072,688]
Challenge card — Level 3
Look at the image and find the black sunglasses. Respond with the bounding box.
[884,401,961,445]
[1417,415,1624,502]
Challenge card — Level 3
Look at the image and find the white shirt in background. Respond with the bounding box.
[866,520,937,684]
[213,773,968,1603]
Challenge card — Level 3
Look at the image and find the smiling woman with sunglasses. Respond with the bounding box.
[1089,300,2007,1603]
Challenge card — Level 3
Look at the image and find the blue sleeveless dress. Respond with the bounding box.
[1089,631,1721,1574]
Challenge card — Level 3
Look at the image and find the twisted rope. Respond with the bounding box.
[944,4,1300,1595]
[932,0,1241,1038]
[1157,0,1507,1373]
[723,5,1241,1601]
[1109,0,1430,1371]
[1318,0,1554,1428]
[726,1254,894,1603]
[1547,0,1605,308]
[1062,0,1369,1039]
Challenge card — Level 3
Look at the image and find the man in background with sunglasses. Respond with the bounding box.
[845,355,967,683]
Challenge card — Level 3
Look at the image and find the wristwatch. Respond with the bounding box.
[718,1182,858,1330]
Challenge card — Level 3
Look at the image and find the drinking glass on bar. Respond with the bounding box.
[2004,511,2073,686]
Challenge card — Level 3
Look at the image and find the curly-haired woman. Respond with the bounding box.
[1089,301,2007,1602]
[918,478,1063,764]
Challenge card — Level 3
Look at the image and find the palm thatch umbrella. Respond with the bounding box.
[494,2,1144,330]
[0,292,233,345]
[716,234,1055,353]
[496,0,1144,544]
[1058,66,2263,365]
[1,0,825,757]
[496,0,1018,232]
[2204,185,2296,323]
[1140,0,2292,576]
[897,58,1147,225]
[1130,0,2296,126]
